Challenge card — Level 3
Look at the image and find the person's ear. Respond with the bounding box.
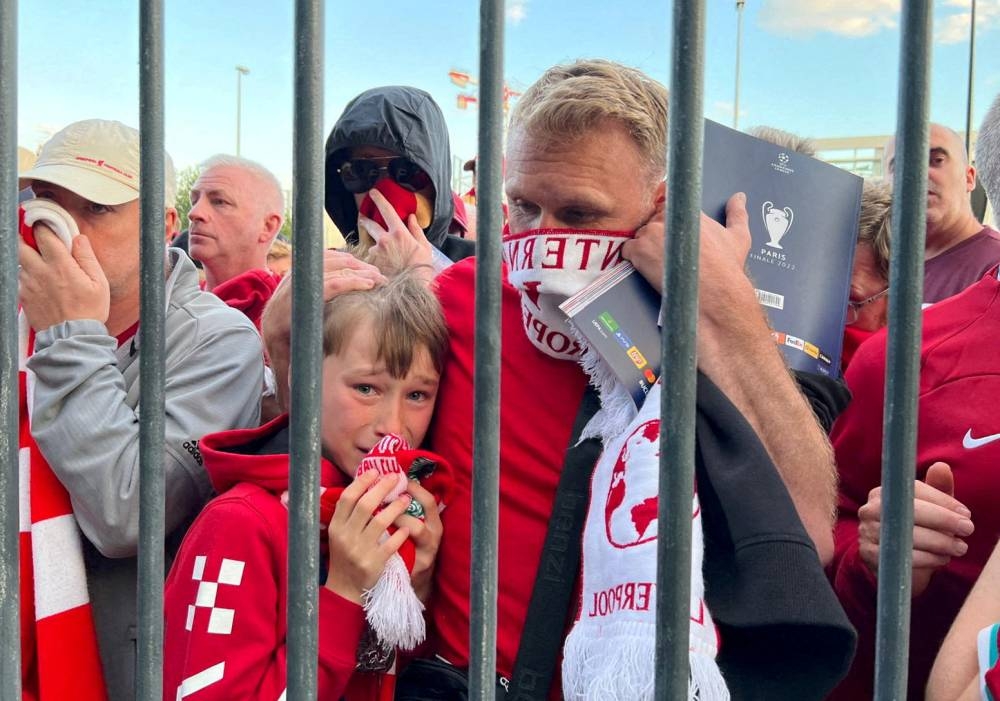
[164,207,179,244]
[651,180,666,217]
[967,164,977,194]
[261,212,282,243]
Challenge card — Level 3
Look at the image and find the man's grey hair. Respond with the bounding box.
[747,126,817,158]
[977,94,1000,206]
[198,154,285,215]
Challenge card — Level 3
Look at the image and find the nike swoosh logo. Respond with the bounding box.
[963,429,1000,449]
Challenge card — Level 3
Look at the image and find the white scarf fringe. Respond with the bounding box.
[362,551,425,650]
[563,620,729,701]
[575,330,638,445]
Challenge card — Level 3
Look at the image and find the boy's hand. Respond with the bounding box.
[324,472,412,604]
[393,480,443,603]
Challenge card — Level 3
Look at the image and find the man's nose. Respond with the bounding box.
[188,197,207,222]
[537,211,562,230]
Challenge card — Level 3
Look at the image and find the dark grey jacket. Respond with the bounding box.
[28,250,263,700]
[324,85,475,263]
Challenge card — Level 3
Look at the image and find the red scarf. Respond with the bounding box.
[317,437,453,568]
[284,435,452,679]
[18,272,108,700]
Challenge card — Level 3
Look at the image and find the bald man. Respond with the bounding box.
[883,123,1000,304]
[187,154,285,327]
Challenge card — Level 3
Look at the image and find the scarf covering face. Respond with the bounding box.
[503,225,632,360]
[357,177,433,247]
[312,435,452,670]
[562,382,729,701]
[18,202,109,701]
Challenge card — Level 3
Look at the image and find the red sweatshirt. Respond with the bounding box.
[208,268,281,331]
[829,268,1000,700]
[163,415,388,701]
[426,258,589,698]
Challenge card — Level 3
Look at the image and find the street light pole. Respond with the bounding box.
[734,0,745,129]
[235,64,250,156]
[965,0,976,157]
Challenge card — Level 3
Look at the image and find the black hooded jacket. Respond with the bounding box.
[325,86,475,263]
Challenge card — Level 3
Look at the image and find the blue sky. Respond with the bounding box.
[16,0,1000,190]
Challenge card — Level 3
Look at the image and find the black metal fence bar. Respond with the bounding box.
[468,0,505,698]
[875,1,932,699]
[654,1,705,699]
[136,1,167,699]
[0,0,19,698]
[286,1,324,698]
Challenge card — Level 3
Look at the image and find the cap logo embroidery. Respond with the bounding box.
[73,155,136,180]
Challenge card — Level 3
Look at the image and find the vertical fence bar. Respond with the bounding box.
[287,1,324,698]
[468,0,504,697]
[0,0,20,698]
[654,1,705,699]
[874,2,931,699]
[136,1,167,699]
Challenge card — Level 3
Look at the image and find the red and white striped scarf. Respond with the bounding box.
[18,204,107,701]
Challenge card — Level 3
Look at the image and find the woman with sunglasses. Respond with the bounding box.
[324,86,476,267]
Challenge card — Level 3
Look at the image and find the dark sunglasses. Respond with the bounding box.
[337,157,431,194]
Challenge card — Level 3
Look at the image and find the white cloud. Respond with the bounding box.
[17,123,58,150]
[507,0,528,24]
[758,0,899,38]
[936,0,1000,44]
[711,101,747,125]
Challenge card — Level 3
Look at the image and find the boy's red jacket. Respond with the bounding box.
[163,414,388,701]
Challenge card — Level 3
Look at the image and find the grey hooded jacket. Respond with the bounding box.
[324,85,475,263]
[26,249,263,700]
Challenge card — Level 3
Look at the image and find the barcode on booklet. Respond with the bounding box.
[755,289,785,310]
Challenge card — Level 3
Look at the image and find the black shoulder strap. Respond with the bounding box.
[507,385,603,700]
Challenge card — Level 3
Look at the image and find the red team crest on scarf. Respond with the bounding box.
[605,419,662,548]
[502,225,631,360]
[563,383,727,700]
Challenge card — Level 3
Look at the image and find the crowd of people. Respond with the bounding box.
[13,58,1000,701]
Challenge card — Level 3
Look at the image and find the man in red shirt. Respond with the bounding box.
[829,108,1000,701]
[415,59,846,700]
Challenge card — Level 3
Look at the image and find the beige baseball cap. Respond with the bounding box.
[19,119,141,205]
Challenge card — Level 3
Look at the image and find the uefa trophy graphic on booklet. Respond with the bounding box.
[762,201,794,249]
[703,120,862,375]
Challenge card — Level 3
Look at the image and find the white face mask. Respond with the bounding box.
[503,225,633,360]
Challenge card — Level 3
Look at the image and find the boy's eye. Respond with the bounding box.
[408,390,428,401]
[354,384,374,396]
[86,203,113,215]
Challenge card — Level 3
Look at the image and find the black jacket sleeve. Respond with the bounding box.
[695,373,856,700]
